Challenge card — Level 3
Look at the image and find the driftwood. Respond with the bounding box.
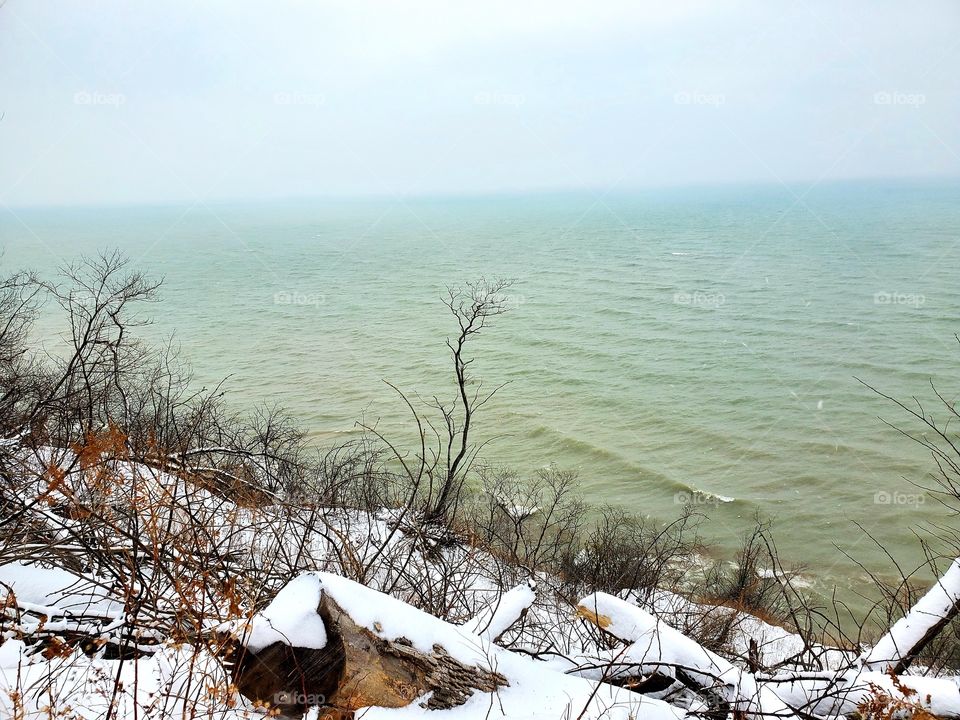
[227,581,508,717]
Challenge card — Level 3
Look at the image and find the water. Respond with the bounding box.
[4,179,960,615]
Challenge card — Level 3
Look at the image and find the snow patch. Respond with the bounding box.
[244,572,327,652]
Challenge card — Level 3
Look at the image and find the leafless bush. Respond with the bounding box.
[467,464,585,578]
[0,255,348,653]
[424,278,514,525]
[0,266,43,436]
[560,504,702,602]
[700,519,789,619]
[353,279,514,530]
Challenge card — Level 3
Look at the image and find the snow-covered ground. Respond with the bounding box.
[1,450,958,719]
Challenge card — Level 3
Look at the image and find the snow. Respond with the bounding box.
[578,592,797,719]
[0,640,252,720]
[0,561,121,617]
[863,556,960,671]
[360,681,686,720]
[0,639,25,668]
[624,586,813,667]
[243,572,327,652]
[769,669,960,718]
[461,579,536,641]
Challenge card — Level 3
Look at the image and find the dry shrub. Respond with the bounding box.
[857,671,938,720]
[699,519,791,622]
[466,464,585,576]
[560,504,702,601]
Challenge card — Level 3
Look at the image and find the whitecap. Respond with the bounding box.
[692,488,736,503]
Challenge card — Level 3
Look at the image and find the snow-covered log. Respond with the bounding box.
[577,591,797,719]
[863,556,960,674]
[227,573,506,714]
[573,590,960,720]
[227,573,689,719]
[762,558,960,719]
[461,578,536,642]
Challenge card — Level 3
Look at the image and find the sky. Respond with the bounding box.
[1,1,959,207]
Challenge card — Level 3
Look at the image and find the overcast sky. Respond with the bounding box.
[1,1,958,207]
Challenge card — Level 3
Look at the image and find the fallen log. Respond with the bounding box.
[224,573,692,720]
[862,556,960,674]
[577,591,960,720]
[321,589,507,711]
[226,573,508,717]
[1,592,163,659]
[763,556,960,720]
[577,591,797,719]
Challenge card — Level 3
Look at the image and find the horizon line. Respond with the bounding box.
[5,172,959,213]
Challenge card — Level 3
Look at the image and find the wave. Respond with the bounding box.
[527,425,742,508]
[529,425,638,468]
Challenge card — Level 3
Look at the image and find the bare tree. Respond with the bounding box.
[424,278,514,525]
[21,251,160,447]
[0,265,43,437]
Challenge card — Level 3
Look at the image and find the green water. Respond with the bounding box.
[4,179,960,612]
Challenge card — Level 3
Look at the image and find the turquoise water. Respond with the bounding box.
[4,179,960,610]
